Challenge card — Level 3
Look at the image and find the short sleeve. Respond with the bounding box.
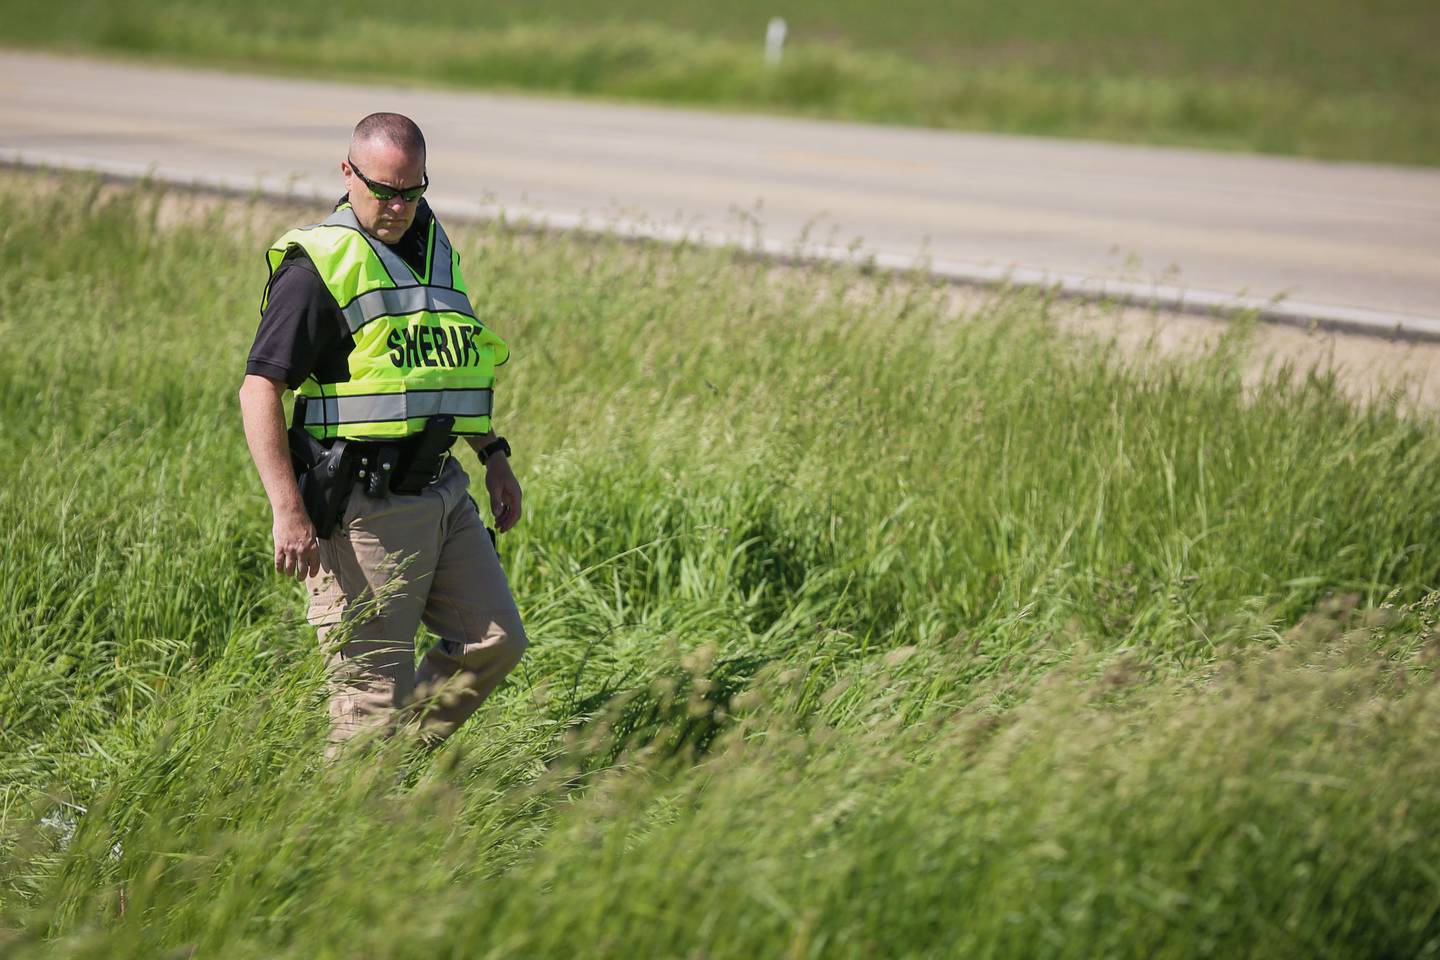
[246,250,349,389]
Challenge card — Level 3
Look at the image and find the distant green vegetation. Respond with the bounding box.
[3,0,1438,165]
[2,175,1440,956]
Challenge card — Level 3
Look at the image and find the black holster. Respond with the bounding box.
[288,398,359,539]
[391,414,456,494]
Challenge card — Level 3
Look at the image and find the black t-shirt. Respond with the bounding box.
[246,199,436,389]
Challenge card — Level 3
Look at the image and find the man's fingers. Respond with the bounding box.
[494,493,521,532]
[274,537,319,579]
[296,542,318,580]
[494,483,521,533]
[496,502,519,533]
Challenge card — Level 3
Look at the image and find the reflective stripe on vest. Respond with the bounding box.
[341,285,475,333]
[265,203,508,440]
[302,388,494,428]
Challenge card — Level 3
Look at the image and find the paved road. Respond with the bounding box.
[3,50,1438,333]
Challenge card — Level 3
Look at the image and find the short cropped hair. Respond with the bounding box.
[351,113,427,159]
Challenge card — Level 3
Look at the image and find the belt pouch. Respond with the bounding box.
[391,415,456,494]
[357,444,400,498]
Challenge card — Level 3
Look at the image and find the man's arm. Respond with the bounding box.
[465,431,523,534]
[238,373,320,579]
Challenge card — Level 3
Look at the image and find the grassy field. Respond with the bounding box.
[2,174,1440,956]
[2,0,1439,166]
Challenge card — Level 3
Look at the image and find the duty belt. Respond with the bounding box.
[289,402,457,537]
[346,414,457,497]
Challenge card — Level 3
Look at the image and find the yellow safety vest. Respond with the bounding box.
[264,204,508,440]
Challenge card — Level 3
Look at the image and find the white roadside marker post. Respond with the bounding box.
[766,17,788,66]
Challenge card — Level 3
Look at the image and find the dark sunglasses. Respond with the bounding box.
[346,156,429,203]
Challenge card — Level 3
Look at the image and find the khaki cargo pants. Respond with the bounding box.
[305,457,527,755]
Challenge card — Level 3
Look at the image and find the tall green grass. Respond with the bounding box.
[2,0,1438,165]
[1,175,1438,956]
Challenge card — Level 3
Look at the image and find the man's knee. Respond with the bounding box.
[492,613,528,672]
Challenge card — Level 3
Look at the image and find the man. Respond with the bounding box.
[238,112,527,755]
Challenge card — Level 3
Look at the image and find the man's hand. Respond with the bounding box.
[239,374,321,580]
[274,505,320,579]
[485,454,523,533]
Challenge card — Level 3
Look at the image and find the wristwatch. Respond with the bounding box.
[478,436,511,465]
